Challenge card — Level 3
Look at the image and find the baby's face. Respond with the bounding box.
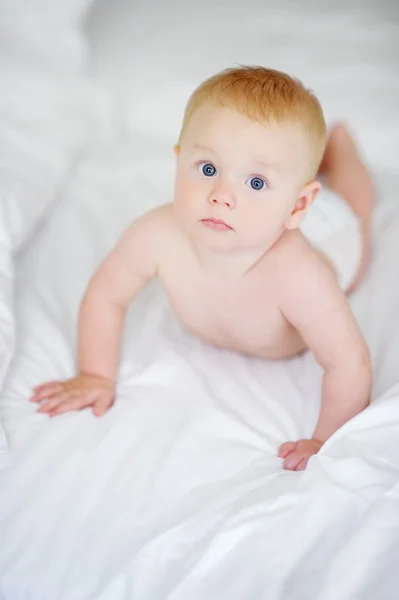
[173,104,318,252]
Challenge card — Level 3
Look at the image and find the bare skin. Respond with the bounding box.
[318,124,374,294]
[32,107,373,471]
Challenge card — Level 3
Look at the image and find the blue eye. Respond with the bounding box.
[199,162,216,177]
[246,176,267,191]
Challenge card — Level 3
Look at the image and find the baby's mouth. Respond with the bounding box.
[200,218,234,232]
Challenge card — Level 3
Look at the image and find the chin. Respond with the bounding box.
[196,228,242,252]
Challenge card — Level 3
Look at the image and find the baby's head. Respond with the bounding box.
[173,66,327,252]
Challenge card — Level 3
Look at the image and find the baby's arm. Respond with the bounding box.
[31,209,163,417]
[279,249,372,470]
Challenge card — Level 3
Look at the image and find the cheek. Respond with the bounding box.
[175,176,191,200]
[174,171,206,207]
[173,175,199,223]
[242,197,290,237]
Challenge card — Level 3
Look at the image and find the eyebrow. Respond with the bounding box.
[192,145,277,172]
[251,159,278,173]
[192,143,215,153]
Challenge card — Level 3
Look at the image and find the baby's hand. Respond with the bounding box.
[278,438,323,471]
[31,374,115,417]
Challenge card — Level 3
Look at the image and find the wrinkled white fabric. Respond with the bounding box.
[0,0,103,253]
[0,0,107,443]
[0,1,399,598]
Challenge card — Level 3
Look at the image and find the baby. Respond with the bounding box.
[32,66,374,471]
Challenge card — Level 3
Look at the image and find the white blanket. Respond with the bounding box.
[1,1,399,599]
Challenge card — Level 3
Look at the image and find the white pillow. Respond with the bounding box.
[0,0,102,450]
[0,0,106,253]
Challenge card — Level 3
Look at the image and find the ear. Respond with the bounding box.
[173,144,180,157]
[284,180,321,230]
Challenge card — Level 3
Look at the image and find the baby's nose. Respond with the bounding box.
[211,197,232,208]
[208,188,236,208]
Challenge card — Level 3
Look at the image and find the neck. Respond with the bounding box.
[191,241,274,277]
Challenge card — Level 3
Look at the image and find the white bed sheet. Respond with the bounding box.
[1,1,399,599]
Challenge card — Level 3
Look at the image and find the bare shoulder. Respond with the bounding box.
[127,202,176,238]
[121,203,180,254]
[274,231,369,368]
[98,203,177,281]
[273,229,351,333]
[272,230,338,298]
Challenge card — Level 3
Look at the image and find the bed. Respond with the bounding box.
[1,1,399,598]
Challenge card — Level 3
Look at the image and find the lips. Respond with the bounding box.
[200,218,234,232]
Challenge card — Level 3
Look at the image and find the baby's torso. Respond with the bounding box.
[159,265,305,359]
[156,211,306,359]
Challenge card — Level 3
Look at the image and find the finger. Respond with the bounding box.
[31,382,63,402]
[283,451,303,471]
[36,392,77,413]
[33,389,67,404]
[295,458,308,471]
[33,381,62,392]
[92,395,114,416]
[49,395,94,417]
[278,441,297,458]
